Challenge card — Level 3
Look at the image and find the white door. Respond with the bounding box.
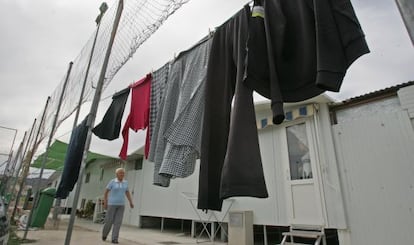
[123,170,137,225]
[277,119,325,225]
[129,170,142,226]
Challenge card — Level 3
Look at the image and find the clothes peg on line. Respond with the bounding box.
[208,28,215,38]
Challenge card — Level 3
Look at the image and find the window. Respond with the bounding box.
[80,198,86,209]
[134,157,143,170]
[286,123,312,180]
[85,172,91,183]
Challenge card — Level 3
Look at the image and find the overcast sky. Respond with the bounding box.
[1,0,413,164]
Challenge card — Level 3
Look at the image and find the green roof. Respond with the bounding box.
[31,140,117,171]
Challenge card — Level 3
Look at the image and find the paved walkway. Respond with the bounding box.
[16,215,227,245]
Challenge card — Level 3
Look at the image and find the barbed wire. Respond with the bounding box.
[17,0,190,165]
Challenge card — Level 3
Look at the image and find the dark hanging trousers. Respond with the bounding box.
[198,5,268,211]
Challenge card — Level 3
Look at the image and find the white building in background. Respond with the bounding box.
[69,82,414,245]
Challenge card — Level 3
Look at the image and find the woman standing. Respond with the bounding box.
[102,168,134,244]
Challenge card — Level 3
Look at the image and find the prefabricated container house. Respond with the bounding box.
[70,82,414,245]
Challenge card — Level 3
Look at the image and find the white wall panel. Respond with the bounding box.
[138,126,288,225]
[336,97,401,124]
[315,104,347,228]
[333,111,414,244]
[398,85,414,118]
[124,169,142,226]
[139,160,192,219]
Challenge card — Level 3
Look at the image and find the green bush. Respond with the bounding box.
[78,200,95,219]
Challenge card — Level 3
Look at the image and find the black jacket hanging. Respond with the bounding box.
[244,0,370,124]
[92,87,130,140]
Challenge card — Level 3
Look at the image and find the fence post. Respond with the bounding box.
[64,1,124,244]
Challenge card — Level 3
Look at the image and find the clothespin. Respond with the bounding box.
[208,28,215,38]
[249,0,254,8]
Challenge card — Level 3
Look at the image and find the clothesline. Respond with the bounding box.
[101,0,259,102]
[91,0,370,213]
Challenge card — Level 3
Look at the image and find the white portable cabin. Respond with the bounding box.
[74,82,414,244]
[329,82,414,245]
[135,94,345,243]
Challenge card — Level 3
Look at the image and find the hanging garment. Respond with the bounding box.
[198,5,268,212]
[244,0,370,124]
[147,87,170,186]
[149,62,170,150]
[119,74,151,160]
[159,39,211,181]
[92,87,131,140]
[150,38,211,187]
[244,2,285,123]
[55,115,89,199]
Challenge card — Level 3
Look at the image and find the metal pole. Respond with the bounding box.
[2,150,13,175]
[1,136,24,197]
[395,0,414,46]
[0,148,13,193]
[263,225,268,245]
[12,130,30,186]
[6,129,18,177]
[0,126,18,175]
[65,1,124,244]
[10,120,36,222]
[11,150,35,219]
[73,3,108,130]
[24,62,73,239]
[10,138,25,175]
[11,96,50,224]
[5,134,26,200]
[53,4,107,226]
[0,124,19,200]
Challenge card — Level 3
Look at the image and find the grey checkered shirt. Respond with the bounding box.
[148,62,169,151]
[149,38,211,187]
